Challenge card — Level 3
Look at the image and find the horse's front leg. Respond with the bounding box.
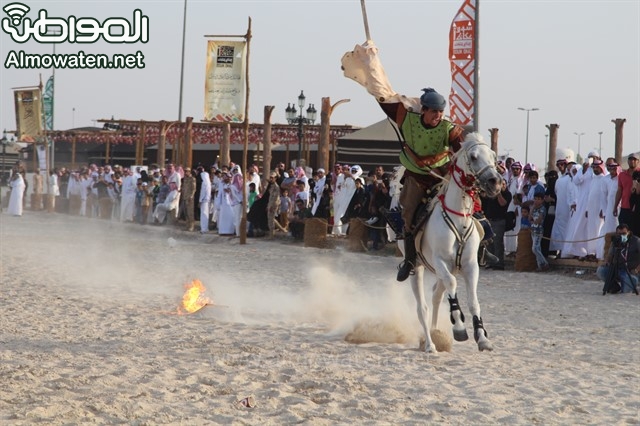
[461,260,494,352]
[433,261,468,342]
[411,265,436,353]
[431,279,446,331]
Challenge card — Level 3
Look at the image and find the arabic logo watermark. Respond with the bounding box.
[2,2,149,44]
[2,3,148,69]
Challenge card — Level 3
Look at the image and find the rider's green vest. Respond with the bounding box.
[399,112,454,175]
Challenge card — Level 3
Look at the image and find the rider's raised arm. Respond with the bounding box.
[341,40,419,127]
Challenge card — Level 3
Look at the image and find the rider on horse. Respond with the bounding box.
[341,41,497,281]
[379,89,465,281]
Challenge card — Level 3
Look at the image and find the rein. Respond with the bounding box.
[435,142,491,270]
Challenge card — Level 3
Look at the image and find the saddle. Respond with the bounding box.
[381,187,441,239]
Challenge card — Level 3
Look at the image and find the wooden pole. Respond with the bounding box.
[319,98,331,172]
[71,134,77,170]
[158,120,167,168]
[185,117,193,168]
[105,138,111,165]
[239,17,252,245]
[263,105,275,179]
[221,123,231,167]
[137,121,146,165]
[546,124,559,170]
[488,128,498,155]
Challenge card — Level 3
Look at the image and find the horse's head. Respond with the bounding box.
[455,133,502,197]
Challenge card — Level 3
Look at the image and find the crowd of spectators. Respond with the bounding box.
[4,148,636,276]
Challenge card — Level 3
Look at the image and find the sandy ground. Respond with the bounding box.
[1,211,639,425]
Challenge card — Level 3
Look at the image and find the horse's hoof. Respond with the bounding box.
[478,340,494,352]
[418,339,437,353]
[453,328,469,342]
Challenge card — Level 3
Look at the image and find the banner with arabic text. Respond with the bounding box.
[43,76,54,131]
[204,40,246,122]
[14,88,44,141]
[449,0,476,127]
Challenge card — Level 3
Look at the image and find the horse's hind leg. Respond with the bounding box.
[411,266,436,353]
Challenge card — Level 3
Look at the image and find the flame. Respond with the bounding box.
[177,279,212,315]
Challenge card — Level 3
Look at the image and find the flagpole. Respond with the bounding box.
[360,0,371,40]
[473,0,479,132]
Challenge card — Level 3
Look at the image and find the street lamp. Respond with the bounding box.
[517,107,539,164]
[1,129,10,186]
[285,90,317,166]
[573,132,585,161]
[598,131,603,157]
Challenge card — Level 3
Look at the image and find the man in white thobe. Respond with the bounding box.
[153,182,180,223]
[120,169,137,222]
[584,160,608,258]
[550,159,576,254]
[199,170,212,234]
[7,172,26,216]
[216,173,241,235]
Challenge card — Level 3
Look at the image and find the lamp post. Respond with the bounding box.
[1,129,7,186]
[517,107,539,164]
[598,131,603,157]
[573,132,585,162]
[285,90,317,167]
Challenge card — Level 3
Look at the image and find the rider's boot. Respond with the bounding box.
[397,232,417,282]
[479,243,499,265]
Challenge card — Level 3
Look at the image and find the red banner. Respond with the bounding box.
[449,0,476,127]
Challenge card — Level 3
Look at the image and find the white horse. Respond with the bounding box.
[398,133,503,353]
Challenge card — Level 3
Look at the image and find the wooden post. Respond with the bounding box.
[158,120,167,167]
[488,128,499,155]
[263,106,275,178]
[185,117,193,168]
[137,121,146,165]
[331,137,336,169]
[105,138,111,165]
[239,17,252,245]
[319,97,331,172]
[285,141,290,168]
[71,134,77,170]
[546,124,560,169]
[221,123,231,166]
[611,118,626,165]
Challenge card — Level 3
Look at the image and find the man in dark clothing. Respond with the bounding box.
[596,223,640,294]
[481,178,512,270]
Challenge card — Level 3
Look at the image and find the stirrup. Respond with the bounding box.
[396,260,415,281]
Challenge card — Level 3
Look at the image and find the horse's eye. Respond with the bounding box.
[470,152,478,161]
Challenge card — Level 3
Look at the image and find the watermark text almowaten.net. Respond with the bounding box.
[5,50,145,69]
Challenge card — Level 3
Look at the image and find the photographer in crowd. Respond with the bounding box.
[596,223,640,294]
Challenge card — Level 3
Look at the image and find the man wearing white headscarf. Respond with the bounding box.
[333,165,363,235]
[584,159,608,259]
[311,168,326,216]
[120,169,138,222]
[564,151,600,257]
[153,181,180,224]
[199,169,212,234]
[216,172,241,235]
[598,159,621,257]
[550,157,576,254]
[7,171,26,216]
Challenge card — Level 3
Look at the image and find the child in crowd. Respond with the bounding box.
[279,188,292,231]
[530,192,550,271]
[520,201,532,229]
